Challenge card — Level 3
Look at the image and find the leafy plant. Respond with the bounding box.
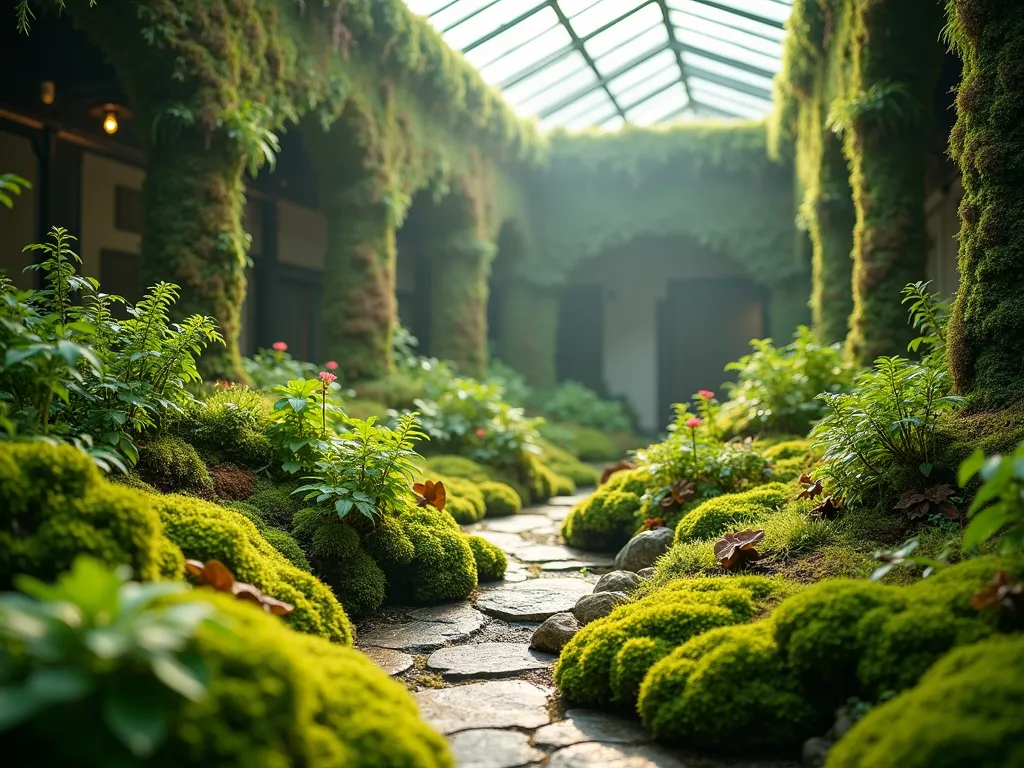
[540,380,631,432]
[0,173,30,208]
[870,537,949,581]
[960,439,1024,555]
[893,484,960,521]
[970,570,1024,618]
[242,343,320,390]
[295,412,426,522]
[0,556,228,760]
[485,358,533,409]
[719,325,855,436]
[827,80,920,136]
[812,356,967,505]
[902,281,949,367]
[268,378,341,473]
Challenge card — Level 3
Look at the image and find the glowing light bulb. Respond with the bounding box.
[103,111,118,134]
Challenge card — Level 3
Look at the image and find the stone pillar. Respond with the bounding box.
[495,281,559,391]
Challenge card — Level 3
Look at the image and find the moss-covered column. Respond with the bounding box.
[842,0,944,363]
[496,281,559,390]
[767,272,813,341]
[945,1,1024,407]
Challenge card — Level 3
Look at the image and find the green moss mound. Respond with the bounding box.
[0,442,182,588]
[674,483,790,543]
[179,385,275,468]
[439,477,487,524]
[468,535,507,582]
[362,515,416,570]
[639,623,825,752]
[425,456,494,484]
[394,506,477,604]
[156,495,352,643]
[246,485,301,530]
[478,481,522,517]
[826,635,1024,768]
[554,575,794,709]
[561,469,650,552]
[135,435,214,496]
[292,510,388,619]
[263,527,311,572]
[537,438,601,486]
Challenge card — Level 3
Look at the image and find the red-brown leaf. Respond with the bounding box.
[714,529,765,570]
[797,480,824,501]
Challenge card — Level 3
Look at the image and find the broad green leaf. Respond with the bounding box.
[958,448,986,486]
[963,507,1017,550]
[150,653,208,702]
[26,666,94,704]
[102,689,170,758]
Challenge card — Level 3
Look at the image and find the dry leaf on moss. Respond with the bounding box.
[413,480,447,512]
[971,570,1024,616]
[185,559,294,616]
[660,479,695,508]
[714,529,765,570]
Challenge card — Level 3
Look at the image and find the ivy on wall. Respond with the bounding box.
[945,0,1024,408]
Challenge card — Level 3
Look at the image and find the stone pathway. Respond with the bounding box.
[356,493,799,768]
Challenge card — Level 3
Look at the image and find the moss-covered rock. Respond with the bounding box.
[292,510,388,619]
[439,477,487,524]
[826,635,1024,768]
[135,435,214,496]
[674,483,790,543]
[554,575,795,709]
[180,385,275,468]
[263,527,311,572]
[478,481,522,517]
[0,442,181,588]
[467,535,507,582]
[393,506,477,604]
[639,623,825,752]
[247,485,301,530]
[561,469,649,552]
[361,514,416,571]
[157,495,352,643]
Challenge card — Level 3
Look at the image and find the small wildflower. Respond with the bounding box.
[319,371,337,385]
[272,341,288,352]
[325,360,339,371]
[686,417,702,429]
[698,390,715,400]
[475,428,487,438]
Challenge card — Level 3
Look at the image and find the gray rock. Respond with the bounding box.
[830,705,856,739]
[531,612,580,653]
[476,577,593,622]
[360,647,413,676]
[802,737,833,768]
[573,591,629,626]
[357,602,483,652]
[594,570,641,594]
[448,729,546,768]
[636,568,656,580]
[515,543,584,563]
[483,515,555,534]
[613,528,674,572]
[541,560,597,572]
[472,531,526,553]
[415,680,551,734]
[533,709,653,748]
[426,642,555,680]
[548,742,687,768]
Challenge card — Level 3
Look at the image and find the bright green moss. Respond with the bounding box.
[560,469,650,552]
[554,576,794,709]
[638,623,825,751]
[467,535,507,582]
[156,495,353,643]
[263,528,311,573]
[0,442,181,588]
[536,438,601,487]
[439,477,486,525]
[135,435,214,496]
[478,481,522,518]
[292,510,388,619]
[674,483,790,543]
[180,386,274,467]
[424,455,495,484]
[762,439,816,461]
[247,485,301,530]
[826,635,1024,768]
[393,506,478,604]
[361,514,416,570]
[226,501,267,532]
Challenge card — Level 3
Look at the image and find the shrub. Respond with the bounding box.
[554,575,793,709]
[439,477,487,524]
[826,635,1024,768]
[478,481,522,517]
[540,381,632,432]
[135,435,213,496]
[292,510,387,618]
[247,485,301,530]
[156,494,352,643]
[638,623,825,751]
[674,483,790,542]
[180,385,274,468]
[718,326,855,437]
[263,528,311,572]
[0,441,180,588]
[536,438,601,486]
[392,506,477,604]
[467,535,507,581]
[208,463,256,501]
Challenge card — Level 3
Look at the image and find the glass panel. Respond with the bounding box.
[670,10,783,58]
[590,22,669,75]
[666,0,786,42]
[606,48,677,95]
[567,0,647,38]
[502,51,591,105]
[677,29,780,73]
[517,60,600,115]
[406,0,457,17]
[706,0,790,25]
[584,3,662,57]
[466,6,563,69]
[681,52,775,92]
[445,0,543,50]
[690,90,763,118]
[601,114,627,130]
[564,103,619,130]
[626,81,689,125]
[618,67,681,110]
[541,89,617,130]
[689,77,773,112]
[431,0,496,32]
[477,22,573,83]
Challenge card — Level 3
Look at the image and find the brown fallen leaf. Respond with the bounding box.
[971,570,1024,616]
[601,459,636,485]
[413,479,447,512]
[661,479,696,508]
[714,529,765,570]
[185,559,294,616]
[797,479,824,501]
[810,496,843,522]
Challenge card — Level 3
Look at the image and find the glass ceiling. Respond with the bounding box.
[404,0,793,131]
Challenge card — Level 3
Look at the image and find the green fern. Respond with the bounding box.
[22,227,96,328]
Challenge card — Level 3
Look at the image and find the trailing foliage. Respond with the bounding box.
[540,381,632,432]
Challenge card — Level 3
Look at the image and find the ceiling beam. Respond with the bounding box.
[548,0,627,121]
[674,41,776,80]
[462,1,551,53]
[686,0,785,30]
[656,0,695,115]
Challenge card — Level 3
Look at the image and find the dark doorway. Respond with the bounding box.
[657,277,767,427]
[557,282,605,393]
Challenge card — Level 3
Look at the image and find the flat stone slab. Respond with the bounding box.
[534,710,653,748]
[448,729,546,768]
[360,647,414,676]
[516,544,616,566]
[548,495,591,507]
[548,743,688,768]
[475,578,594,622]
[541,560,599,572]
[427,642,555,680]
[415,680,551,734]
[357,602,483,652]
[482,515,556,534]
[472,531,527,552]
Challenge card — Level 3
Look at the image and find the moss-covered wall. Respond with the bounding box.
[945,0,1024,408]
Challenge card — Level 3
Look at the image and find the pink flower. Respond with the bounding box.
[272,341,288,352]
[686,417,702,430]
[698,390,715,400]
[475,428,487,438]
[319,372,337,385]
[325,360,339,371]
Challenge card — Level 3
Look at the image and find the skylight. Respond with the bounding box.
[404,0,793,130]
